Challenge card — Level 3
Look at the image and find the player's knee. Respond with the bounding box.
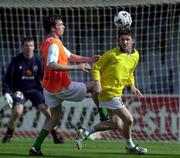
[111,115,122,129]
[14,104,24,116]
[50,114,60,125]
[125,116,134,126]
[44,113,51,119]
[86,82,95,93]
[38,104,51,118]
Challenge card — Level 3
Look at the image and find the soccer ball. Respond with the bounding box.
[114,11,132,29]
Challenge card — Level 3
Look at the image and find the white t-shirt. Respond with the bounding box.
[47,38,71,65]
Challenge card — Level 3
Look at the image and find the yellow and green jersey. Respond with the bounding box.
[93,46,139,100]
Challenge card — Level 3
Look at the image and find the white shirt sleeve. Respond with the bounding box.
[47,44,59,65]
[47,44,72,65]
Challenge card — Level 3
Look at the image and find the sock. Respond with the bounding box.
[51,129,58,138]
[33,129,49,150]
[6,127,14,136]
[85,127,95,136]
[126,138,135,148]
[98,107,109,121]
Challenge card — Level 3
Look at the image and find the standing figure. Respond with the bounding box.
[76,29,147,155]
[29,15,99,156]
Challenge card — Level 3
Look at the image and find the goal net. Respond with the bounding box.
[0,0,180,142]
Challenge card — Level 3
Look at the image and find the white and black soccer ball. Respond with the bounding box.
[114,11,132,29]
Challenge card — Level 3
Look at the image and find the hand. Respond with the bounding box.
[90,55,101,62]
[4,93,13,108]
[77,63,91,72]
[130,85,144,97]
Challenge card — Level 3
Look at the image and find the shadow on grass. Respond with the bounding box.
[1,152,180,158]
[142,153,180,158]
[0,152,82,158]
[103,152,180,158]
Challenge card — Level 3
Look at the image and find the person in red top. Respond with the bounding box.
[29,15,99,156]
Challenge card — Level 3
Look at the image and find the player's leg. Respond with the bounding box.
[75,95,119,150]
[77,111,122,137]
[2,91,26,143]
[114,104,147,154]
[50,126,64,144]
[99,97,147,154]
[29,89,64,144]
[29,90,63,156]
[2,104,24,143]
[76,109,121,150]
[76,106,146,154]
[34,106,61,148]
[38,103,64,144]
[110,107,135,147]
[76,96,146,154]
[86,82,109,121]
[29,105,62,156]
[92,92,109,121]
[29,82,85,155]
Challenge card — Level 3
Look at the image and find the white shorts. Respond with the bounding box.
[43,81,87,108]
[99,97,125,110]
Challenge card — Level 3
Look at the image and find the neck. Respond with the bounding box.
[120,47,132,54]
[47,32,59,39]
[126,50,132,55]
[23,53,33,59]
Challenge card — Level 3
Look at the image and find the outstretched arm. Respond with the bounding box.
[47,44,92,72]
[68,53,100,62]
[49,62,91,72]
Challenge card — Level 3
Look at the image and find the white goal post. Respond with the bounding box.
[0,0,179,142]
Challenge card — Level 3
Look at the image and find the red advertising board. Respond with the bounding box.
[104,95,180,141]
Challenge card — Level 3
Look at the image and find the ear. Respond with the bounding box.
[51,26,55,32]
[132,38,135,44]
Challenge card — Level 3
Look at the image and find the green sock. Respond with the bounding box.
[33,129,49,150]
[98,107,109,121]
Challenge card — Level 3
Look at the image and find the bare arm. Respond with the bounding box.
[93,80,102,94]
[49,62,91,72]
[130,84,144,97]
[69,54,100,62]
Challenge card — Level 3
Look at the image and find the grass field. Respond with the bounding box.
[0,138,180,158]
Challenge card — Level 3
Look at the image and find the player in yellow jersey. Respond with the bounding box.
[76,29,147,154]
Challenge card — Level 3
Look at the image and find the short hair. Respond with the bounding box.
[43,15,62,34]
[118,28,134,39]
[21,37,34,45]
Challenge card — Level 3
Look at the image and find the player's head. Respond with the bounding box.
[22,37,35,59]
[118,28,135,53]
[43,15,65,37]
[22,37,34,46]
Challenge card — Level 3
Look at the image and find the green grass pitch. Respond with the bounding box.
[0,138,180,158]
